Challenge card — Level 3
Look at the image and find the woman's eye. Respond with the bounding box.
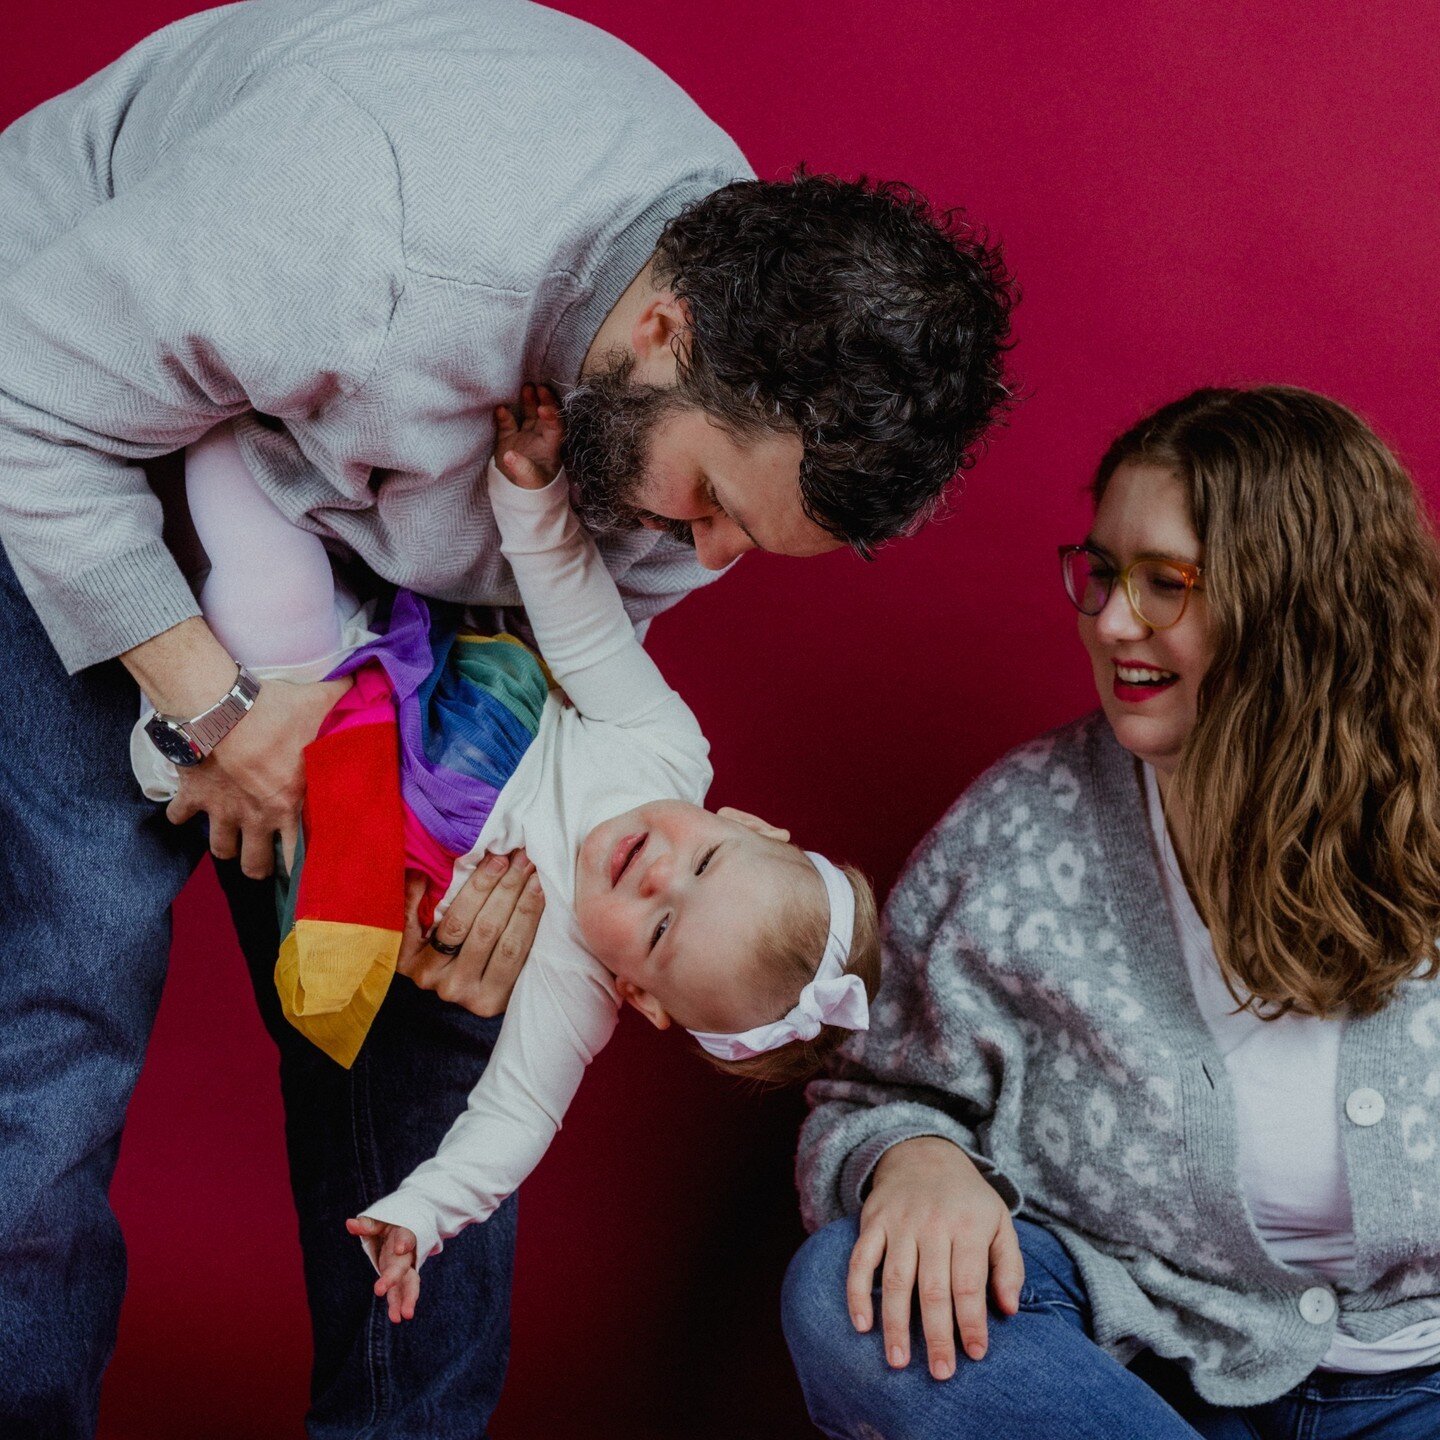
[650,916,670,952]
[695,846,718,877]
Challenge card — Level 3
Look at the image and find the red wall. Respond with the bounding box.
[7,3,1440,1436]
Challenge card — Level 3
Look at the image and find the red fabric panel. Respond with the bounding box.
[295,721,407,932]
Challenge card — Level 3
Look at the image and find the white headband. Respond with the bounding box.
[688,851,869,1062]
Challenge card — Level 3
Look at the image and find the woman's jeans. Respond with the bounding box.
[0,545,514,1440]
[783,1217,1440,1440]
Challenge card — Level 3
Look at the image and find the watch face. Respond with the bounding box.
[145,716,203,767]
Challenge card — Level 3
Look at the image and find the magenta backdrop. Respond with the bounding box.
[6,2,1440,1436]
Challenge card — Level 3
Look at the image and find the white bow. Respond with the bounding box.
[689,851,869,1061]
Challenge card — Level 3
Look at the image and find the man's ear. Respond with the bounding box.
[717,805,791,844]
[615,977,672,1031]
[629,290,691,379]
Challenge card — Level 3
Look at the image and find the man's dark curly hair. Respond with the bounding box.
[653,169,1016,552]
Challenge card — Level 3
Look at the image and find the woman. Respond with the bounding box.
[783,387,1440,1438]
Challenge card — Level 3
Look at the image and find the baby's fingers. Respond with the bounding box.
[379,1226,415,1265]
[502,450,553,491]
[374,1251,413,1299]
[494,403,518,438]
[386,1268,421,1323]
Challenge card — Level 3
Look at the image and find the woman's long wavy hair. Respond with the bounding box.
[1096,386,1440,1017]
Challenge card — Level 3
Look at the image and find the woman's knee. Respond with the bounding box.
[782,1217,863,1376]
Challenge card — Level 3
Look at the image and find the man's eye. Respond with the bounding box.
[695,846,718,877]
[650,916,670,951]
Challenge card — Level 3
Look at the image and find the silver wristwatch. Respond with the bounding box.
[143,664,261,767]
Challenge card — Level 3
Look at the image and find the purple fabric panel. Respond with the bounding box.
[326,591,504,854]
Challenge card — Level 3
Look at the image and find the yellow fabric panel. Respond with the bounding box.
[275,919,402,1069]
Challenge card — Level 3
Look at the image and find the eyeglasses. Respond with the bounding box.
[1058,544,1203,631]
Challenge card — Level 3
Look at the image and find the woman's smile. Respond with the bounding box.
[1112,659,1180,703]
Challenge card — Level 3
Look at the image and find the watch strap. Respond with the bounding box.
[179,665,261,756]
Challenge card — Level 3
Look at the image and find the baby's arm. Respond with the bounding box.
[351,922,619,1314]
[186,421,342,668]
[490,387,699,733]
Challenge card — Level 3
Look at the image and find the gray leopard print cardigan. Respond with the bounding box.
[799,712,1440,1406]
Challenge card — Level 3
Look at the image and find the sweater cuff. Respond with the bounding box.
[14,537,202,674]
[357,1192,444,1275]
[839,1128,1024,1216]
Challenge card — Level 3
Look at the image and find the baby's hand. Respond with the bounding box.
[346,1215,422,1323]
[495,383,563,490]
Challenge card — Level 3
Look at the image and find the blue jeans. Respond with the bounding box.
[783,1217,1440,1439]
[0,545,514,1439]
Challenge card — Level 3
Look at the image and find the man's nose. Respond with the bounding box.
[692,515,755,571]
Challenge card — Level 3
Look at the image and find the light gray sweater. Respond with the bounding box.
[799,713,1440,1407]
[0,0,752,672]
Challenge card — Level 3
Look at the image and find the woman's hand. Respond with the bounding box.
[166,675,350,878]
[397,852,544,1016]
[848,1136,1024,1380]
[346,1217,420,1323]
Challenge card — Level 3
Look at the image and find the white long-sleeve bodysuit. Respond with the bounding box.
[145,427,712,1266]
[362,465,712,1263]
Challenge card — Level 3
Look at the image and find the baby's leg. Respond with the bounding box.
[186,421,342,667]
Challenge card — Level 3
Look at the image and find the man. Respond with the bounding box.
[0,1,1014,1435]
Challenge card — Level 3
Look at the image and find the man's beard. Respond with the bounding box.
[560,352,694,545]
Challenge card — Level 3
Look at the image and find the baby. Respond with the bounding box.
[135,388,881,1323]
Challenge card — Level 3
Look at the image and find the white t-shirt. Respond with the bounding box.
[1145,763,1440,1372]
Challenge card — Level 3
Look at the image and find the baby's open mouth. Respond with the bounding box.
[611,832,646,887]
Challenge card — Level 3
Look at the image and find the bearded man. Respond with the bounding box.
[0,1,1014,1435]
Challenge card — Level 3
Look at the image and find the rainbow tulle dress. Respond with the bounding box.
[274,590,549,1067]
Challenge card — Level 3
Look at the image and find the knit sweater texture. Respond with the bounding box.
[799,713,1440,1407]
[0,0,752,671]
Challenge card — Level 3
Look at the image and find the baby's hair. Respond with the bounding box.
[704,858,882,1088]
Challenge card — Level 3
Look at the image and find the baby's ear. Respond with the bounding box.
[615,978,672,1031]
[717,805,791,843]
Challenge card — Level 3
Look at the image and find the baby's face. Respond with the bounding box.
[574,800,816,1034]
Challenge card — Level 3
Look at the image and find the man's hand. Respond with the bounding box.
[397,852,544,1016]
[494,383,563,489]
[346,1217,420,1323]
[847,1137,1024,1380]
[165,676,349,878]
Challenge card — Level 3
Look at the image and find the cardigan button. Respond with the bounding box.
[1345,1088,1386,1126]
[1299,1287,1337,1325]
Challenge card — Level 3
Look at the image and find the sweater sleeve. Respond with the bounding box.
[358,926,620,1265]
[0,62,403,672]
[796,790,1026,1231]
[487,462,704,738]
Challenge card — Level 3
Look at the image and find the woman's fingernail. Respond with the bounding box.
[851,1312,867,1332]
[966,1343,986,1361]
[487,855,508,873]
[933,1361,954,1381]
[889,1346,906,1367]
